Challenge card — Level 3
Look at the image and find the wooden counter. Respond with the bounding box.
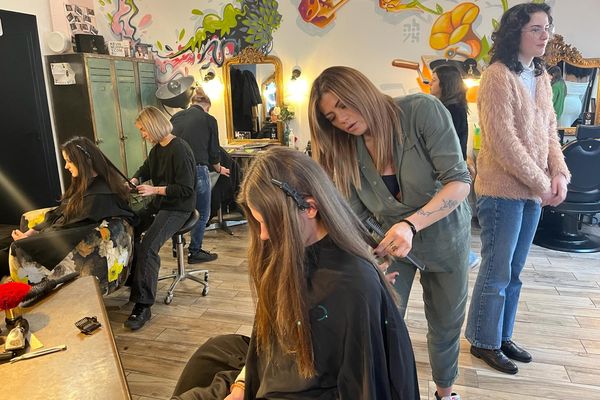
[1,276,130,399]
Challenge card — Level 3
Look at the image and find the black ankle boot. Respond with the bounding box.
[124,304,151,330]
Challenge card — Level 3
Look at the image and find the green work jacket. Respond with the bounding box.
[349,94,471,272]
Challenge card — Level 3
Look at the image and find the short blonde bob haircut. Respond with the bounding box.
[136,106,173,143]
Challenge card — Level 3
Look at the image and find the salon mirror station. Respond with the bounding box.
[223,47,284,144]
[545,34,600,136]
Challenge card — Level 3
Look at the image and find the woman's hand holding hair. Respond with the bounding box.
[136,184,158,197]
[374,222,415,258]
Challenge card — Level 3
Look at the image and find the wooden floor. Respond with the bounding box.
[105,224,600,400]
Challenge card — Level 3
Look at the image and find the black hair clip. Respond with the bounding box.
[271,179,310,210]
[75,144,92,159]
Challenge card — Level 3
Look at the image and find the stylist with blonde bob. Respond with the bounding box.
[309,66,471,400]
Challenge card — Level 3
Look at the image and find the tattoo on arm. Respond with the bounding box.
[416,199,459,217]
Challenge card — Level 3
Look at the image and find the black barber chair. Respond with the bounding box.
[534,131,600,253]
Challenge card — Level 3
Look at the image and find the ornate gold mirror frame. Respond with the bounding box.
[544,34,600,133]
[223,47,284,144]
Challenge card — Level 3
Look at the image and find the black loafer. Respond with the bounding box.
[124,304,151,330]
[501,340,532,363]
[470,345,518,374]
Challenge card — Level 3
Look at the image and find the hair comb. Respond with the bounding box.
[271,179,310,210]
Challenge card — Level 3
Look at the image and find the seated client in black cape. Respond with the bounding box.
[171,146,419,400]
[0,136,134,280]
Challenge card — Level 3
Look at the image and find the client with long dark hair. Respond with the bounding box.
[0,136,134,280]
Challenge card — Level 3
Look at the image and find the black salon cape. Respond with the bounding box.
[11,176,135,269]
[244,235,419,400]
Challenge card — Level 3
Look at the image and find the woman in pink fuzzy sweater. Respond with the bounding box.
[465,2,570,376]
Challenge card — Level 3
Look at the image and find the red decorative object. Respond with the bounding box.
[0,282,31,310]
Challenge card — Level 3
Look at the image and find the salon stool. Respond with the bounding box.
[159,210,209,304]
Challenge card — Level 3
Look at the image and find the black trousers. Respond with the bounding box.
[172,334,250,400]
[129,208,190,306]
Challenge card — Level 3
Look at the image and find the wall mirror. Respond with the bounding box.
[545,34,600,134]
[223,47,284,144]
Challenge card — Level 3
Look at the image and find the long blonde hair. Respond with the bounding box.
[308,66,403,196]
[237,146,385,378]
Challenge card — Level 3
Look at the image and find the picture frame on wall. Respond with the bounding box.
[133,43,153,60]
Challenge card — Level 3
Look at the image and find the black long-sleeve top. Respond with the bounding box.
[171,105,221,166]
[133,136,196,213]
[444,103,468,160]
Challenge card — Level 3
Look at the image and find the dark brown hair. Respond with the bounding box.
[61,136,129,220]
[432,64,468,112]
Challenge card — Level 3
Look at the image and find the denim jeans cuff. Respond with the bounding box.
[433,371,459,389]
[465,337,499,350]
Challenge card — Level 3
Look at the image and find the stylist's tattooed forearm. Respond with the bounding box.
[416,199,459,217]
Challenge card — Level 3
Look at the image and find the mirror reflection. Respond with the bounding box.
[223,49,284,144]
[544,34,600,132]
[551,62,598,128]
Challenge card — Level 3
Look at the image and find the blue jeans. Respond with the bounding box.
[189,165,211,254]
[465,196,541,349]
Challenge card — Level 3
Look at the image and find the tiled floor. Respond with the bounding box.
[106,223,600,400]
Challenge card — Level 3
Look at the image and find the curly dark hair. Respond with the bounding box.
[489,2,552,77]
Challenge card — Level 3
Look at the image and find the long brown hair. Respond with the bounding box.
[308,66,402,197]
[432,64,468,111]
[61,136,129,220]
[237,146,387,378]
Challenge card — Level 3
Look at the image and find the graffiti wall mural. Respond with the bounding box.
[96,0,547,85]
[98,0,282,83]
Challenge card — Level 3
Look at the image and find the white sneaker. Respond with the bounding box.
[435,392,461,400]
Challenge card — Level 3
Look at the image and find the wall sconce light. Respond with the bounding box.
[291,66,302,80]
[201,68,223,100]
[203,68,216,82]
[462,58,481,102]
[462,58,480,88]
[287,66,308,103]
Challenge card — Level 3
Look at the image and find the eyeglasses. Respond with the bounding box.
[522,24,555,37]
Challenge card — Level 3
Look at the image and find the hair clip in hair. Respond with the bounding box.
[75,144,91,159]
[270,179,310,210]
